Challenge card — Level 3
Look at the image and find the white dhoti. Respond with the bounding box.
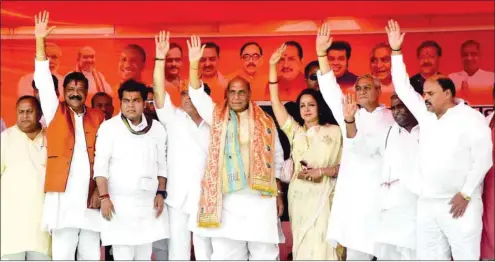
[193,234,213,260]
[1,251,51,261]
[417,197,483,260]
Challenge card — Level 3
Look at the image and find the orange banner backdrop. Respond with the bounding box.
[1,29,494,126]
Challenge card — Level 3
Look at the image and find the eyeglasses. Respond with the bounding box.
[309,74,317,81]
[241,53,261,61]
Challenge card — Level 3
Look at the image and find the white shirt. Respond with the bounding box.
[188,83,284,244]
[448,69,495,92]
[33,59,102,233]
[347,123,420,250]
[155,93,210,216]
[317,69,395,255]
[93,113,169,246]
[392,54,493,200]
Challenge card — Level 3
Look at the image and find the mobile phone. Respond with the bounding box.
[300,161,311,169]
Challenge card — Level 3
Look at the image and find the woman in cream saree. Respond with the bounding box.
[267,44,343,260]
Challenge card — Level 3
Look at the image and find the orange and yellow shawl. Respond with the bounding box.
[198,100,278,228]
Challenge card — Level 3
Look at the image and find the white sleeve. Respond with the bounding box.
[391,55,429,124]
[33,59,60,126]
[156,124,168,178]
[316,70,346,128]
[188,81,215,125]
[93,122,113,179]
[155,93,177,127]
[274,130,284,179]
[461,119,493,197]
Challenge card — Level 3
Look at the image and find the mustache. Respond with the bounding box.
[204,66,214,70]
[69,95,83,101]
[421,62,433,67]
[425,100,432,106]
[247,63,256,67]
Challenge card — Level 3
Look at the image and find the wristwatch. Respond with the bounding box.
[461,193,471,201]
[156,190,167,199]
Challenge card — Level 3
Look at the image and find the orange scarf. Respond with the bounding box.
[198,101,278,228]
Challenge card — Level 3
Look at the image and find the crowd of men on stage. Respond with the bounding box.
[1,10,494,261]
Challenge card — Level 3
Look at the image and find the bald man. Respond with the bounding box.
[72,46,112,99]
[18,42,64,99]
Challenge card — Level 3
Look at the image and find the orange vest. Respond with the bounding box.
[44,102,104,208]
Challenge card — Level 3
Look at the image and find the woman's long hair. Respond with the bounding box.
[294,88,338,127]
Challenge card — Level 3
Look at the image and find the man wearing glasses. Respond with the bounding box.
[227,42,268,101]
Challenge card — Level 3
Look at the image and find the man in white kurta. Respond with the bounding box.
[388,20,493,260]
[189,82,284,260]
[93,110,170,260]
[1,96,51,260]
[344,88,422,260]
[315,25,395,259]
[151,34,213,260]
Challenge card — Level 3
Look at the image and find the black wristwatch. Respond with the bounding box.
[156,190,167,199]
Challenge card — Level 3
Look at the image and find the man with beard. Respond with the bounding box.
[410,41,442,88]
[448,40,495,103]
[343,79,423,260]
[164,43,187,106]
[316,23,395,260]
[387,19,492,260]
[91,92,115,120]
[152,31,213,261]
[188,35,285,260]
[18,42,64,99]
[33,11,105,260]
[199,42,228,102]
[265,41,306,101]
[1,96,51,260]
[227,42,268,101]
[73,46,112,99]
[93,79,169,261]
[326,41,358,89]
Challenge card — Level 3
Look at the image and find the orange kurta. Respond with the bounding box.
[44,102,105,208]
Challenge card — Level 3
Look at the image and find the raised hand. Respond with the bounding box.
[385,19,405,51]
[34,10,56,39]
[269,44,286,65]
[316,23,333,56]
[155,31,170,59]
[342,93,358,121]
[187,35,205,63]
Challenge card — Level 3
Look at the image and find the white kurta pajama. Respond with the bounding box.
[34,59,102,261]
[1,126,51,261]
[392,54,493,260]
[347,123,420,260]
[154,93,212,260]
[188,83,285,261]
[93,114,170,260]
[316,70,395,260]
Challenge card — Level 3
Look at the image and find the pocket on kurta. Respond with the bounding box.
[139,177,159,192]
